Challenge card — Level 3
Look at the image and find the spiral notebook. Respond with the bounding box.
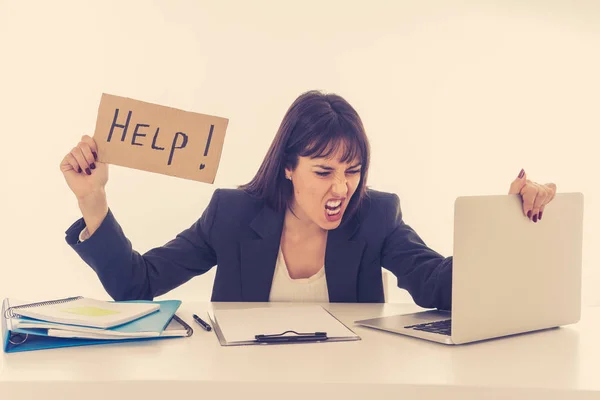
[2,297,193,353]
[3,296,160,328]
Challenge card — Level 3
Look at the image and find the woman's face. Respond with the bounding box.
[285,148,362,231]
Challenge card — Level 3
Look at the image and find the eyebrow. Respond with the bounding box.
[313,163,362,171]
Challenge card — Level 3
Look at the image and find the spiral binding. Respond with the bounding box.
[4,296,83,319]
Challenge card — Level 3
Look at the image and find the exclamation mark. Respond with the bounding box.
[199,124,214,170]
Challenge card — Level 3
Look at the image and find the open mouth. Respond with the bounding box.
[325,199,343,216]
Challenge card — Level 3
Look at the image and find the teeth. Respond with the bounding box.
[326,208,341,215]
[326,200,342,208]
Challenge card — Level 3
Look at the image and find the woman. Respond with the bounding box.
[60,90,556,309]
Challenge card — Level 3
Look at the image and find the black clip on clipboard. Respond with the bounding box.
[255,330,328,343]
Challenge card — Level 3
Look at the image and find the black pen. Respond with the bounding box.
[193,314,212,331]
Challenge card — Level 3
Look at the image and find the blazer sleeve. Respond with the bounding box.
[381,194,453,310]
[64,189,221,301]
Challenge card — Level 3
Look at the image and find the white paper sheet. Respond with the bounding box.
[213,305,357,343]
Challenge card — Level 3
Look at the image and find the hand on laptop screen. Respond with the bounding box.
[508,168,557,223]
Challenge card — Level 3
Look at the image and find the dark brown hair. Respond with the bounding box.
[239,90,370,219]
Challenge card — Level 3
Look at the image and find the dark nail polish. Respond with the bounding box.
[518,168,525,179]
[78,167,82,173]
[92,152,97,160]
[90,163,96,169]
[527,210,532,219]
[539,212,542,220]
[533,214,538,223]
[85,168,91,175]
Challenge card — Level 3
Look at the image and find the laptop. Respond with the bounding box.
[355,192,584,345]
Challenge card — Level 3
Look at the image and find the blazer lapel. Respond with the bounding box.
[240,205,284,301]
[239,202,367,302]
[325,215,366,302]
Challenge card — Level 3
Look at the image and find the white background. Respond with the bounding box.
[0,0,598,305]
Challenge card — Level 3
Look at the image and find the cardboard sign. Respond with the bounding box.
[93,93,229,183]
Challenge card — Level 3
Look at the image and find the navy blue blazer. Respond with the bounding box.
[65,189,453,309]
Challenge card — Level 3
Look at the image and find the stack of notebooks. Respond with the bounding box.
[1,296,193,353]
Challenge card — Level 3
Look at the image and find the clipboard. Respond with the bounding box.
[207,305,360,346]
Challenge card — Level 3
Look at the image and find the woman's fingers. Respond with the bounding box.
[530,184,549,223]
[545,183,557,202]
[520,183,538,220]
[519,181,557,222]
[78,141,97,170]
[510,169,558,223]
[80,135,98,161]
[537,183,557,221]
[508,169,527,196]
[60,135,100,176]
[61,153,81,173]
[70,146,92,175]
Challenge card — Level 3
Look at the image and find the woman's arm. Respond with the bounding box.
[380,169,557,311]
[380,194,452,310]
[65,189,221,301]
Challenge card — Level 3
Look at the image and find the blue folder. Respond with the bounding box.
[2,298,190,353]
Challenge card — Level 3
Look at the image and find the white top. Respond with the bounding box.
[268,248,329,302]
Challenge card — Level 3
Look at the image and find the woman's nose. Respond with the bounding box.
[332,177,348,196]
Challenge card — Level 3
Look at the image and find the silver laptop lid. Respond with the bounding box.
[451,193,584,344]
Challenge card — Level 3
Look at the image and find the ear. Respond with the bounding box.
[284,166,292,180]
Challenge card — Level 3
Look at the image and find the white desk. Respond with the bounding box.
[1,302,599,400]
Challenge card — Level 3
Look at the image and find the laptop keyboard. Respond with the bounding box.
[404,319,452,336]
